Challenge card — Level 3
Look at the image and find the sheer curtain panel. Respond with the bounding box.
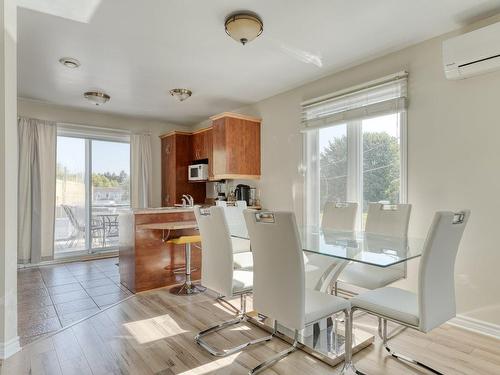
[18,117,56,263]
[131,134,153,208]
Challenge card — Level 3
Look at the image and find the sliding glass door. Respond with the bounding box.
[54,133,130,256]
[91,140,130,251]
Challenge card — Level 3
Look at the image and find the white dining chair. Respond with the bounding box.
[194,206,272,357]
[321,201,358,231]
[336,203,412,294]
[345,210,470,375]
[365,202,412,236]
[244,210,352,375]
[305,202,358,292]
[220,202,253,269]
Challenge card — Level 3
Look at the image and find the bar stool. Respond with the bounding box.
[167,235,206,295]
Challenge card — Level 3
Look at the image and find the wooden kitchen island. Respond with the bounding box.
[118,207,201,293]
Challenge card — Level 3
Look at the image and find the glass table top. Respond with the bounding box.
[230,225,425,268]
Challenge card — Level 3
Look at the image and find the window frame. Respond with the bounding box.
[303,110,407,230]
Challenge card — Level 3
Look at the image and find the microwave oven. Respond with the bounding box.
[188,164,208,181]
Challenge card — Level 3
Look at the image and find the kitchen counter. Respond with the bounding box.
[118,208,201,293]
[132,205,262,215]
[132,207,196,215]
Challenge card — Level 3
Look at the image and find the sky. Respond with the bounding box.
[57,136,130,175]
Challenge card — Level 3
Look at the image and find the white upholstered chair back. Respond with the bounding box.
[365,203,412,237]
[222,201,249,239]
[321,202,358,231]
[244,210,306,330]
[418,210,470,332]
[194,206,234,297]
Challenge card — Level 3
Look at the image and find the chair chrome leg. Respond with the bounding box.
[378,317,406,340]
[382,318,444,375]
[340,308,366,375]
[195,294,272,357]
[249,328,299,375]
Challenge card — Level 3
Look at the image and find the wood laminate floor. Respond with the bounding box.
[2,287,500,375]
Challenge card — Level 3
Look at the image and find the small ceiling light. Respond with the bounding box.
[225,11,263,45]
[169,88,192,102]
[84,91,110,105]
[59,57,81,68]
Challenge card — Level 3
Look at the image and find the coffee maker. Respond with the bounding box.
[234,184,251,205]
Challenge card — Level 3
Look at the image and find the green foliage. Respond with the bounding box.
[92,170,129,188]
[92,174,118,187]
[320,132,400,210]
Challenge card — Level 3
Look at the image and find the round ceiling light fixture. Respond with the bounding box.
[169,88,192,102]
[225,11,263,45]
[59,57,81,68]
[84,91,110,105]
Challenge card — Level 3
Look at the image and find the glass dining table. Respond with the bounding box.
[227,222,426,366]
[229,223,424,268]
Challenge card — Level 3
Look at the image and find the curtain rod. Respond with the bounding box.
[57,122,152,135]
[301,71,408,108]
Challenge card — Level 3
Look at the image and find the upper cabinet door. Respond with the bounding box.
[191,130,211,161]
[211,114,261,180]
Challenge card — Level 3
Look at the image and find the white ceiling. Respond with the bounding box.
[17,0,500,125]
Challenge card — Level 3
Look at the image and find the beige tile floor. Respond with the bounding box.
[17,257,132,346]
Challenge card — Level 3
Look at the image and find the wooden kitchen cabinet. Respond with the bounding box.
[160,112,260,199]
[211,112,261,180]
[160,132,205,206]
[191,128,211,161]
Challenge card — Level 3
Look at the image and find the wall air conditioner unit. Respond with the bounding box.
[443,21,500,80]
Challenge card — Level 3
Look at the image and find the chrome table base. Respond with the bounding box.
[246,314,373,369]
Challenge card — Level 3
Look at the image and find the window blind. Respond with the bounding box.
[301,72,408,131]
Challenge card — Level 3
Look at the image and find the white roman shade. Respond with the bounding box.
[301,71,408,130]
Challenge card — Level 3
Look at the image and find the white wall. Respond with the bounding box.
[18,99,183,207]
[0,0,20,358]
[192,14,500,327]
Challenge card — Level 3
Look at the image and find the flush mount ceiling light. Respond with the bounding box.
[169,88,192,102]
[225,11,263,45]
[59,57,81,68]
[84,91,110,105]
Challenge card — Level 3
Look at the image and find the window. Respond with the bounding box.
[303,73,407,229]
[54,125,130,256]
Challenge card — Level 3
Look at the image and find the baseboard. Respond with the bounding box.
[449,315,500,339]
[0,336,20,359]
[18,251,118,269]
